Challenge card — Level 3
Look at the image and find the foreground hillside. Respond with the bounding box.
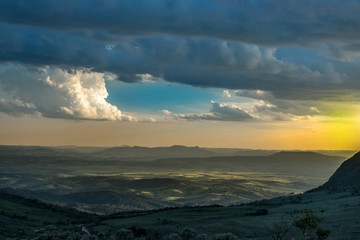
[0,190,99,239]
[319,151,360,192]
[98,191,360,239]
[1,188,360,239]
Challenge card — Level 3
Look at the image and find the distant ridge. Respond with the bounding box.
[0,145,58,156]
[318,151,360,192]
[270,151,338,160]
[95,145,217,159]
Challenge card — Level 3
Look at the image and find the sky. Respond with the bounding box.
[0,0,359,150]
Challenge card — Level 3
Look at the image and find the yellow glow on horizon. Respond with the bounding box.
[0,112,358,150]
[321,120,359,150]
[319,105,360,150]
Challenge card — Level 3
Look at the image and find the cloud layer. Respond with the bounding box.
[0,1,359,122]
[167,101,253,122]
[0,23,355,100]
[1,0,360,45]
[235,90,322,121]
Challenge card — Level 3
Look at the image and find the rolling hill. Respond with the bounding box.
[0,147,348,214]
[316,151,360,192]
[0,190,99,239]
[148,151,345,176]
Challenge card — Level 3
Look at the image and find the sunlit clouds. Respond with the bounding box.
[0,64,136,121]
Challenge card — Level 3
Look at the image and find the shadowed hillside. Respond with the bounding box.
[317,151,360,192]
[0,190,99,239]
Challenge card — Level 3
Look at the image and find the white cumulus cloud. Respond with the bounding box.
[0,64,136,121]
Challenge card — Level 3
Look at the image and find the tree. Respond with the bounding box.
[266,219,291,240]
[316,227,330,240]
[180,227,197,240]
[291,209,329,240]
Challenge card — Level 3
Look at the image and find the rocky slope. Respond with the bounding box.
[318,151,360,192]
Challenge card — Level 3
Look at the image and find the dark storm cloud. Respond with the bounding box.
[0,23,149,82]
[1,0,360,45]
[0,0,359,105]
[0,24,104,67]
[0,22,354,100]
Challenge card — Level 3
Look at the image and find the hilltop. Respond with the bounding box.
[317,151,360,192]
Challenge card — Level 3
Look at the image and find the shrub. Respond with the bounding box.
[245,208,268,216]
[290,209,330,240]
[209,233,239,240]
[180,227,197,240]
[162,233,182,240]
[129,226,147,238]
[115,228,134,240]
[266,219,291,240]
[194,233,209,240]
[316,227,330,240]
